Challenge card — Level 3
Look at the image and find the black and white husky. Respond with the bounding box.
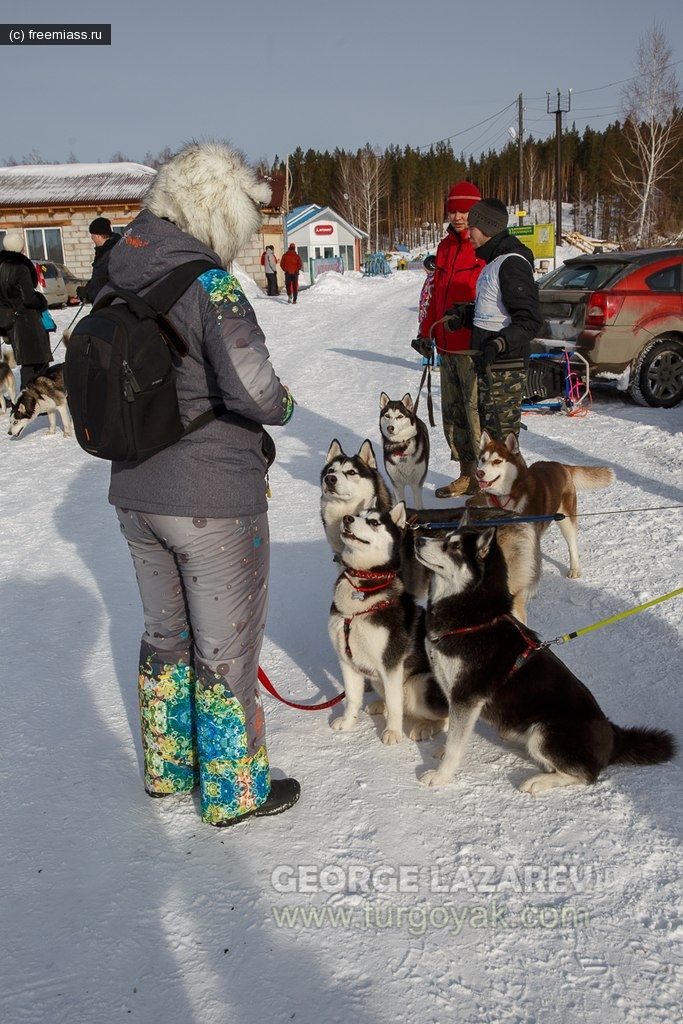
[320,439,394,557]
[329,502,448,744]
[8,364,72,438]
[414,524,676,793]
[379,392,429,509]
[0,352,17,416]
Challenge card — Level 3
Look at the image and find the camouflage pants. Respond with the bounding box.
[438,353,480,466]
[477,366,527,442]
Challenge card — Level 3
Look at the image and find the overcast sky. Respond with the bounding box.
[4,0,682,168]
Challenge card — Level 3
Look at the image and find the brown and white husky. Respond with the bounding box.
[475,431,615,579]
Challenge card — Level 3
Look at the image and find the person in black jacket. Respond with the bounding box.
[76,217,120,304]
[447,199,544,444]
[0,231,51,386]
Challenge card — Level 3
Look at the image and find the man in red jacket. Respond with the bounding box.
[418,181,484,497]
[280,242,303,303]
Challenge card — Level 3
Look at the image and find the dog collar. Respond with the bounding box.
[489,493,514,509]
[344,568,396,601]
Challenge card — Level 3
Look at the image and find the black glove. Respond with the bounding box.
[411,337,434,358]
[443,303,466,332]
[76,285,88,302]
[478,336,506,368]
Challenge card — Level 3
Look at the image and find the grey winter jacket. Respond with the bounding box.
[106,210,293,518]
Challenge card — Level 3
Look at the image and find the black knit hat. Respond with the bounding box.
[467,199,509,238]
[89,216,113,235]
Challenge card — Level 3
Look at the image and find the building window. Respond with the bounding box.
[339,244,355,271]
[297,246,308,266]
[25,227,64,262]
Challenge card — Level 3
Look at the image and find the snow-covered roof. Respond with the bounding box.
[286,204,368,239]
[0,162,156,205]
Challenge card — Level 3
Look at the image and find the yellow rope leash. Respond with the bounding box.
[544,586,683,648]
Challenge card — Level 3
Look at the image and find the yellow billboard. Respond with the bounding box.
[508,223,555,258]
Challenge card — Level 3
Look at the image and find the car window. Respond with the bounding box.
[36,262,61,279]
[541,261,627,290]
[645,264,680,293]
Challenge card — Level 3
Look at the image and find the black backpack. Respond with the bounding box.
[65,259,228,462]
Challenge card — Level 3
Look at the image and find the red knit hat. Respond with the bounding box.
[446,182,481,213]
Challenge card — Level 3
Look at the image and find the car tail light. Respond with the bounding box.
[586,291,624,325]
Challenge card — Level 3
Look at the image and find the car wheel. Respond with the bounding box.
[628,337,683,408]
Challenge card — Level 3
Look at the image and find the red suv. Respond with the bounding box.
[535,248,683,407]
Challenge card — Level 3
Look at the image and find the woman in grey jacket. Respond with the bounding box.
[108,142,299,827]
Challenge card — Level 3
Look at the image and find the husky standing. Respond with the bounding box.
[329,503,448,744]
[8,363,72,438]
[475,430,615,578]
[379,392,429,509]
[414,523,676,793]
[320,438,394,557]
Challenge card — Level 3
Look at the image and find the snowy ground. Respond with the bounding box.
[2,267,682,1024]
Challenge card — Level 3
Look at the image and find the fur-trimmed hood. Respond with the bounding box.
[143,142,271,268]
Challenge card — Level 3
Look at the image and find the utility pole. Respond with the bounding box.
[547,89,571,248]
[518,93,524,226]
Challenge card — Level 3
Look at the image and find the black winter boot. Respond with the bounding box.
[210,777,301,827]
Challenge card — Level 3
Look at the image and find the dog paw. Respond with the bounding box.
[331,716,356,733]
[519,773,553,795]
[433,743,446,760]
[381,728,402,746]
[409,720,445,741]
[366,700,386,716]
[420,769,451,787]
[567,568,581,579]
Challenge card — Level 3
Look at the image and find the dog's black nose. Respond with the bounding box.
[343,515,354,527]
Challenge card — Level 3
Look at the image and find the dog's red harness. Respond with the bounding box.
[488,493,515,510]
[340,569,397,659]
[429,613,542,681]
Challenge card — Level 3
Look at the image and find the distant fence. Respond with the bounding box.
[310,256,345,283]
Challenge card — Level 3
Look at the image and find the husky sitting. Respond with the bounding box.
[8,363,72,438]
[329,502,448,744]
[414,523,676,793]
[475,430,615,578]
[321,439,393,557]
[0,352,17,416]
[379,392,429,509]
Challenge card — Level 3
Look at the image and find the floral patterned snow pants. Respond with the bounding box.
[117,509,271,824]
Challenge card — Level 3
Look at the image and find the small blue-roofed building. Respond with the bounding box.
[285,205,368,273]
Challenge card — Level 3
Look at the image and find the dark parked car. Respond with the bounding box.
[534,248,683,407]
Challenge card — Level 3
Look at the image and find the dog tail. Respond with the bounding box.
[609,723,677,765]
[568,466,616,491]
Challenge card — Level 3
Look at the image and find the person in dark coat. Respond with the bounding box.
[449,199,544,445]
[76,217,120,304]
[0,231,51,387]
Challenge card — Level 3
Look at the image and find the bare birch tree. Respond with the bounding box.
[613,24,683,246]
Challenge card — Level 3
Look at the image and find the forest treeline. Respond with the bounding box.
[266,115,683,250]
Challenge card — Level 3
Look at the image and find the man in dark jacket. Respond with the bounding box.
[453,199,543,444]
[0,231,51,386]
[76,217,120,303]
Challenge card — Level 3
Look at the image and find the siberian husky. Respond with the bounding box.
[411,505,541,624]
[320,439,393,557]
[329,502,448,744]
[379,392,429,509]
[476,430,615,578]
[8,363,72,438]
[414,523,676,793]
[0,353,16,416]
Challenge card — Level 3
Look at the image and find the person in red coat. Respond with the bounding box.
[280,243,303,304]
[418,182,485,497]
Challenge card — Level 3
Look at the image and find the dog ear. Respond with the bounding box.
[476,527,496,560]
[358,439,377,468]
[390,501,407,529]
[480,430,491,450]
[326,439,343,462]
[505,433,519,454]
[401,393,414,411]
[459,507,471,528]
[379,392,390,409]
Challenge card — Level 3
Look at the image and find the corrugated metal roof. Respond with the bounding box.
[0,163,157,205]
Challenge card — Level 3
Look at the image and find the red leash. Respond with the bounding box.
[258,665,345,711]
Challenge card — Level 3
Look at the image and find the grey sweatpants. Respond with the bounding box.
[116,508,272,821]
